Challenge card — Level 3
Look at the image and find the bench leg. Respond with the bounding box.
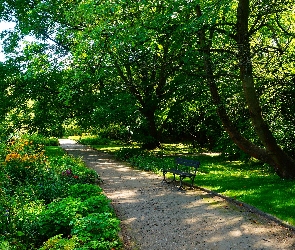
[167,174,176,184]
[162,171,176,184]
[190,176,195,189]
[163,171,167,182]
[178,176,185,190]
[178,176,195,190]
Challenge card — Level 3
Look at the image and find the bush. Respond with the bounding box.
[115,147,148,161]
[71,213,120,249]
[0,135,121,249]
[67,184,103,200]
[39,234,79,250]
[22,134,59,146]
[3,138,48,185]
[78,136,111,146]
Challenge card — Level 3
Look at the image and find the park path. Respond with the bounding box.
[59,139,295,250]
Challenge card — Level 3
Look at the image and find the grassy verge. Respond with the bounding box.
[85,141,295,227]
[0,135,122,249]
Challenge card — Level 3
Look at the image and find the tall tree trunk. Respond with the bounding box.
[196,4,295,178]
[196,5,271,165]
[140,104,161,150]
[236,0,295,179]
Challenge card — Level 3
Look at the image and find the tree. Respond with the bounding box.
[1,0,202,149]
[194,0,295,178]
[235,0,295,178]
[2,0,295,178]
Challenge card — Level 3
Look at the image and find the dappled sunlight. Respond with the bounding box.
[58,139,295,250]
[108,189,142,204]
[202,152,222,157]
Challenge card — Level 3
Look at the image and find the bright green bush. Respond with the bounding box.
[71,213,120,250]
[22,134,59,146]
[0,135,121,249]
[39,234,79,250]
[67,184,103,200]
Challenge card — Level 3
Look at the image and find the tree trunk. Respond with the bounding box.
[196,4,295,179]
[196,6,271,164]
[141,106,161,150]
[114,62,161,149]
[236,0,295,179]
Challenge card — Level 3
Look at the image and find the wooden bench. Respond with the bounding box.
[163,157,200,190]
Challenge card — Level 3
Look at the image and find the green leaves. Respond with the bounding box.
[0,135,121,249]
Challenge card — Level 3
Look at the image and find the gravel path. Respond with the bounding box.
[59,139,295,250]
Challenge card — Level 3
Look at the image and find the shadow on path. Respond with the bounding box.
[59,139,295,250]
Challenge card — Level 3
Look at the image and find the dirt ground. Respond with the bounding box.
[59,139,295,250]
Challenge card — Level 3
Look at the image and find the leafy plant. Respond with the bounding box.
[71,213,121,249]
[0,135,121,249]
[39,234,79,250]
[78,136,111,146]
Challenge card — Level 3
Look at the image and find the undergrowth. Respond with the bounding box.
[0,134,122,249]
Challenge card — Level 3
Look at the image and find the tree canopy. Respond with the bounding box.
[1,0,295,178]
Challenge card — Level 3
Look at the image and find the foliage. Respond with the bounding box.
[78,135,112,146]
[22,134,59,146]
[115,147,148,161]
[0,135,121,249]
[1,0,295,175]
[70,213,120,250]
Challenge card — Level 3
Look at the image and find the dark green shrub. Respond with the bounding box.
[78,136,111,146]
[115,147,148,161]
[38,197,82,239]
[80,196,111,215]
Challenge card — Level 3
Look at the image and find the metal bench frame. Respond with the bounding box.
[163,157,200,190]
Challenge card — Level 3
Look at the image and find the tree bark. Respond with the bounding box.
[140,103,161,150]
[236,0,295,179]
[196,4,295,178]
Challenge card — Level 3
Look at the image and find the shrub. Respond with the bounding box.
[115,147,148,161]
[78,136,111,146]
[22,134,59,146]
[38,197,83,239]
[39,234,79,250]
[71,213,121,249]
[3,139,48,185]
[67,184,103,200]
[0,135,121,249]
[49,156,100,185]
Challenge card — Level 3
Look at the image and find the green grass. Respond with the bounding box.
[92,143,295,227]
[194,154,295,226]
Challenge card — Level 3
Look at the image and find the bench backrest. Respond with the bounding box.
[175,157,200,174]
